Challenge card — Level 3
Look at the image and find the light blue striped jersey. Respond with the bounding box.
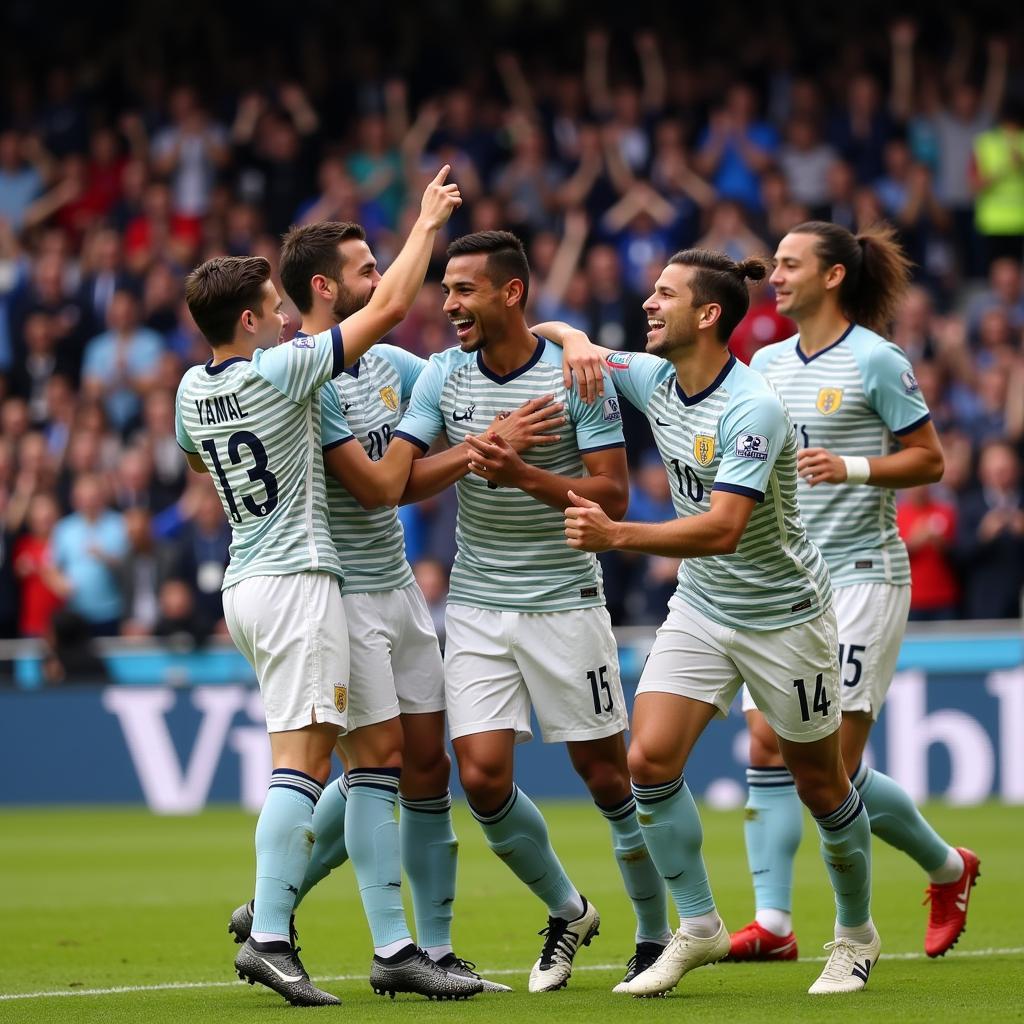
[396,337,625,612]
[605,349,831,630]
[175,326,345,589]
[751,324,930,587]
[319,344,425,594]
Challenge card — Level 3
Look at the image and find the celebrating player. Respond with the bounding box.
[540,248,879,997]
[387,230,672,993]
[175,167,462,1007]
[728,222,978,963]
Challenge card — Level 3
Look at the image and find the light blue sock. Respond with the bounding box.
[295,775,349,907]
[813,787,872,927]
[252,769,323,938]
[851,761,951,873]
[632,775,716,920]
[744,767,803,914]
[596,795,671,943]
[400,791,458,949]
[345,768,412,948]
[471,786,579,916]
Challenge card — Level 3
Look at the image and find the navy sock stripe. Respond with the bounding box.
[850,761,870,790]
[347,768,401,795]
[631,774,684,805]
[746,766,794,787]
[469,786,518,824]
[400,791,453,814]
[269,768,323,805]
[596,794,636,821]
[268,782,322,804]
[815,789,865,831]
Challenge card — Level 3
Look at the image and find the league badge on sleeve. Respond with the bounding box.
[292,335,316,349]
[604,352,634,370]
[602,396,622,422]
[736,434,769,460]
[816,387,843,415]
[901,369,920,393]
[693,433,716,466]
[379,386,399,411]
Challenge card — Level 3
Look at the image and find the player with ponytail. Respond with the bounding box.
[730,222,978,967]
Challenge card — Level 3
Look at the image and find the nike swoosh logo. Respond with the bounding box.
[655,417,670,426]
[769,939,796,956]
[257,956,302,984]
[955,876,972,912]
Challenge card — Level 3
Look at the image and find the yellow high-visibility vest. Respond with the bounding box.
[974,127,1024,235]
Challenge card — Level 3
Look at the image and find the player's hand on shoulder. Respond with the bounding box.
[562,330,606,404]
[418,165,462,230]
[488,395,565,452]
[564,490,617,551]
[797,447,846,486]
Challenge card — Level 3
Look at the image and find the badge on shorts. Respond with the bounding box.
[693,434,715,466]
[334,684,348,714]
[816,387,843,415]
[379,386,399,411]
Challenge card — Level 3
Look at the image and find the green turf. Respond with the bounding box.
[1,801,1020,1023]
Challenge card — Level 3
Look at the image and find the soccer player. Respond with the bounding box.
[388,230,672,993]
[540,248,880,996]
[728,222,978,962]
[175,168,463,1006]
[227,219,562,994]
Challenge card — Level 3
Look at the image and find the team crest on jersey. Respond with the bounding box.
[816,387,844,415]
[693,433,716,466]
[379,385,399,411]
[334,684,348,714]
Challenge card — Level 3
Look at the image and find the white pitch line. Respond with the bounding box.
[2,947,1022,1002]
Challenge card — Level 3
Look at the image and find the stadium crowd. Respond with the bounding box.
[1,5,1023,663]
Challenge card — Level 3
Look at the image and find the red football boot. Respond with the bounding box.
[923,847,981,957]
[727,920,798,961]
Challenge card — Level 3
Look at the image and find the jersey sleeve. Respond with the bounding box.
[394,354,447,452]
[377,344,427,401]
[602,351,671,410]
[569,370,626,452]
[174,376,198,453]
[864,342,931,436]
[319,383,356,451]
[713,391,789,502]
[257,326,346,402]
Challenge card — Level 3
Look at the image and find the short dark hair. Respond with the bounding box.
[184,256,272,347]
[279,221,367,314]
[446,230,530,307]
[667,249,769,342]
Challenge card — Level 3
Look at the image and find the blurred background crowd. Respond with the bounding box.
[1,2,1023,672]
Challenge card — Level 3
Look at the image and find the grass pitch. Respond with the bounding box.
[1,801,1020,1023]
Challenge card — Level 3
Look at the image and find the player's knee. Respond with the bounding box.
[626,740,673,787]
[402,746,451,796]
[457,758,511,811]
[748,729,785,768]
[573,755,629,805]
[791,765,849,818]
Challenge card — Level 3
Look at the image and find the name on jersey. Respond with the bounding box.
[816,387,843,415]
[195,393,249,425]
[736,433,769,460]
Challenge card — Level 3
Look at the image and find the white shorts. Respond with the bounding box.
[641,595,840,744]
[444,604,627,744]
[223,572,350,734]
[343,582,445,731]
[742,582,910,721]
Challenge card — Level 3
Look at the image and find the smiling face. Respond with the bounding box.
[642,262,707,357]
[441,253,522,352]
[329,238,380,321]
[770,231,842,322]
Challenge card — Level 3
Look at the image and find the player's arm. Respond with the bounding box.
[335,166,461,366]
[324,438,416,510]
[531,320,610,403]
[565,487,754,556]
[174,379,208,475]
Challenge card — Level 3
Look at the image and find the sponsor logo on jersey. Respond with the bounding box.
[452,404,476,422]
[379,385,399,411]
[334,684,348,714]
[816,387,844,415]
[604,351,634,370]
[291,335,316,349]
[693,433,716,466]
[901,369,920,393]
[602,396,622,422]
[736,433,769,460]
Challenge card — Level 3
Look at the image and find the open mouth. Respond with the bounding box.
[647,319,666,336]
[450,316,475,339]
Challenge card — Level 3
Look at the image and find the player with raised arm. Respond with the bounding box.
[540,248,880,997]
[226,220,563,995]
[175,168,463,1007]
[386,230,672,993]
[727,222,978,963]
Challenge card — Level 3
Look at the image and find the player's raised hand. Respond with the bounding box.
[488,395,565,452]
[465,432,527,487]
[564,490,617,551]
[797,447,847,486]
[419,165,462,230]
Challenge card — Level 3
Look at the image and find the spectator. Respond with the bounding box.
[778,115,836,212]
[897,485,959,621]
[12,491,63,637]
[171,477,230,635]
[49,473,127,634]
[971,96,1024,265]
[117,507,180,636]
[954,441,1024,618]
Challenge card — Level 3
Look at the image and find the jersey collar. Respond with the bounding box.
[476,334,544,385]
[204,355,249,375]
[674,353,735,406]
[795,323,854,364]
